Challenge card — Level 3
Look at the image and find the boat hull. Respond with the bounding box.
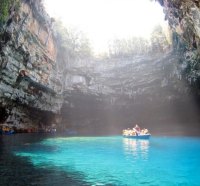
[0,130,15,135]
[123,134,151,139]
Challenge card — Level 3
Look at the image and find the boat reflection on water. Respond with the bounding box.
[123,138,150,160]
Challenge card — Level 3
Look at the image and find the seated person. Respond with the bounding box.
[134,124,141,133]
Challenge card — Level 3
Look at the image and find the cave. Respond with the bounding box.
[55,0,200,136]
[0,0,200,135]
[1,0,200,185]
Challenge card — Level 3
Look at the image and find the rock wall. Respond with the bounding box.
[61,52,200,135]
[0,0,63,129]
[157,0,200,89]
[57,0,200,134]
[1,0,200,134]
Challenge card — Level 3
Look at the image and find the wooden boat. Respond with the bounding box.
[123,126,151,139]
[0,125,15,135]
[0,129,15,135]
[123,134,151,139]
[2,130,15,135]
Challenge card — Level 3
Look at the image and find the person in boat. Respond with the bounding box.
[134,124,141,134]
[144,128,149,134]
[131,130,136,136]
[141,128,149,135]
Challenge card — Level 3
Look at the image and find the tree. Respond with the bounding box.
[53,21,92,69]
[150,25,171,53]
[108,37,150,58]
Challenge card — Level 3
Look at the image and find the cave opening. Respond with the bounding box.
[0,0,200,136]
[1,1,200,185]
[42,0,200,135]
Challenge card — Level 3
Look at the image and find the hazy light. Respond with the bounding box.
[44,0,166,54]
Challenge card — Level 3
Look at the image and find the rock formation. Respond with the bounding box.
[1,0,200,135]
[156,0,200,88]
[60,0,200,135]
[61,52,200,135]
[0,0,63,130]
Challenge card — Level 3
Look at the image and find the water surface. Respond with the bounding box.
[1,135,200,185]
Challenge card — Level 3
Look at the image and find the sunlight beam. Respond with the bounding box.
[44,0,166,54]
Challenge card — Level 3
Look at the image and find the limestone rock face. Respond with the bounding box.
[0,0,63,128]
[1,0,200,134]
[58,0,200,133]
[61,52,200,135]
[157,0,200,87]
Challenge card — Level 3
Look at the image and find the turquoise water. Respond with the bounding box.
[14,136,200,186]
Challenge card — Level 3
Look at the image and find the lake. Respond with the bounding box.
[1,134,200,185]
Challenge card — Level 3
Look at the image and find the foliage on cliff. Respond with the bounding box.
[53,21,92,69]
[0,0,20,24]
[108,25,171,58]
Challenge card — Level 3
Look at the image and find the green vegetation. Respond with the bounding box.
[0,0,20,24]
[108,25,171,58]
[109,37,150,58]
[54,21,92,68]
[54,21,171,66]
[151,25,171,53]
[0,0,10,23]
